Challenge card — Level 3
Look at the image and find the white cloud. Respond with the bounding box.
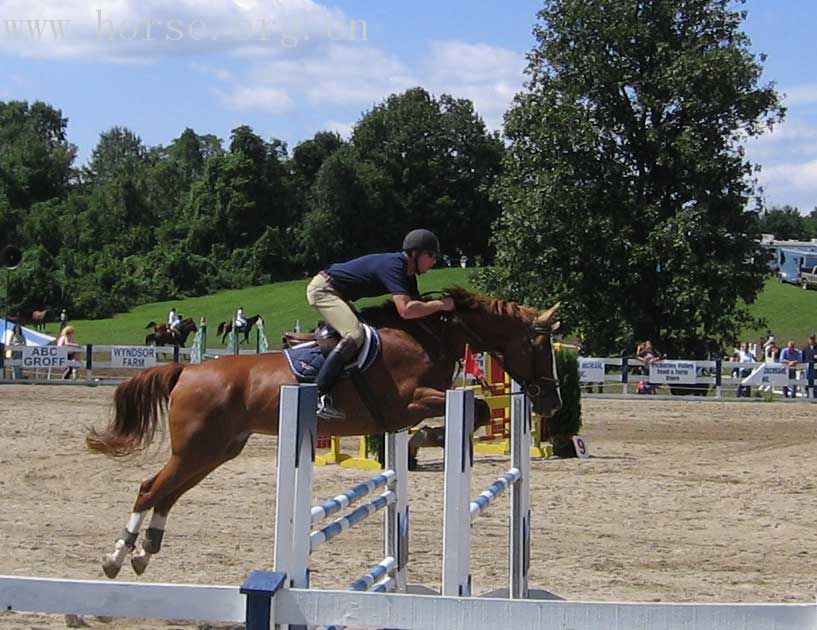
[421,40,526,130]
[323,119,353,138]
[218,85,294,113]
[0,0,346,61]
[190,62,234,82]
[250,43,416,106]
[760,160,817,191]
[782,83,817,107]
[755,159,817,211]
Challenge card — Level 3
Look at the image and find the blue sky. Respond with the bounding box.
[1,0,815,212]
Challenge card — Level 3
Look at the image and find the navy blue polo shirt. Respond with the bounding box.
[326,252,419,301]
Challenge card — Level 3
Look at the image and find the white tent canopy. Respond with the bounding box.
[0,318,56,346]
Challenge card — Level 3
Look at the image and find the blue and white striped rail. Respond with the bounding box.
[309,491,396,551]
[350,556,396,592]
[310,470,396,524]
[469,468,521,521]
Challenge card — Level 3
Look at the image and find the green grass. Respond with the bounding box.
[42,267,478,347]
[29,270,817,349]
[738,277,817,345]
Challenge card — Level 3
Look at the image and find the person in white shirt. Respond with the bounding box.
[169,312,183,332]
[735,342,756,398]
[234,307,247,331]
[168,308,177,327]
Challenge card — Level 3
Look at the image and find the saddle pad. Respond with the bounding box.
[283,324,381,383]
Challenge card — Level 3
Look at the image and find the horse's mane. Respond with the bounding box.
[358,286,538,327]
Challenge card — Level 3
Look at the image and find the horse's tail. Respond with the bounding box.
[217,321,225,335]
[86,363,186,457]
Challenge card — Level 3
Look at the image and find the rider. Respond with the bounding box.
[235,306,248,332]
[167,307,177,328]
[306,228,456,419]
[169,312,183,333]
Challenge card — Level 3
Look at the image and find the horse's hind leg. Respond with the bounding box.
[102,453,217,578]
[129,464,219,575]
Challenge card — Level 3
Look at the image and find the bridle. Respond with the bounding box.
[444,312,560,399]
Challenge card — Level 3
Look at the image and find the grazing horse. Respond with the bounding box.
[144,318,197,347]
[216,314,262,345]
[30,309,48,331]
[86,288,561,579]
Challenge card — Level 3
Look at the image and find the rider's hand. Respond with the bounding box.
[440,297,456,312]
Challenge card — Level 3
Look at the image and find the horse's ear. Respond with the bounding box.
[534,302,560,328]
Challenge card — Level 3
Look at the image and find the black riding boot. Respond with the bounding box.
[315,336,359,419]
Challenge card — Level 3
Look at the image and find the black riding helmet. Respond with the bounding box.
[402,229,440,255]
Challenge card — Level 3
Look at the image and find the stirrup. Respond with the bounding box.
[317,394,345,420]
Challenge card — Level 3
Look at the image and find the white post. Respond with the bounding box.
[273,384,318,590]
[385,431,409,591]
[442,388,474,596]
[509,380,531,598]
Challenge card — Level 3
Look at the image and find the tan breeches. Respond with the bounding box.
[306,274,365,348]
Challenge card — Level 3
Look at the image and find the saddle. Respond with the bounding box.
[282,324,381,383]
[283,325,343,357]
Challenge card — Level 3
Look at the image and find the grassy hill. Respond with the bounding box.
[42,268,478,347]
[29,270,817,349]
[739,278,817,345]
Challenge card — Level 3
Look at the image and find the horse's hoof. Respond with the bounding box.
[131,552,150,575]
[101,555,121,579]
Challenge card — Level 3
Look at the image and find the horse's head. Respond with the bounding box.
[499,303,562,417]
[447,288,563,417]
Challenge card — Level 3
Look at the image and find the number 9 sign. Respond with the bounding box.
[571,435,590,458]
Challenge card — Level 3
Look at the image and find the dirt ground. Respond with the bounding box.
[0,385,815,629]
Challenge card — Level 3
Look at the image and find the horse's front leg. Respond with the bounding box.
[405,388,491,470]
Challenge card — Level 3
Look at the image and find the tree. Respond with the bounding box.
[351,88,505,260]
[758,205,807,240]
[299,146,391,269]
[85,126,147,184]
[0,100,76,212]
[479,0,784,356]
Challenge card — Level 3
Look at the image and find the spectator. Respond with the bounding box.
[802,334,817,398]
[779,340,803,398]
[636,340,662,394]
[460,254,468,269]
[763,336,779,362]
[59,308,68,331]
[57,325,80,380]
[734,342,756,398]
[9,322,26,380]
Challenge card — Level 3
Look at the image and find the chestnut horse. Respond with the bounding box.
[30,309,48,331]
[86,288,561,579]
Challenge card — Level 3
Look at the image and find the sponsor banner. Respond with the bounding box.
[21,346,68,368]
[579,358,605,383]
[757,362,790,386]
[649,360,697,384]
[111,346,157,369]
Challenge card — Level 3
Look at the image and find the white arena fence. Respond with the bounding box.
[3,340,815,403]
[0,342,266,385]
[579,357,817,401]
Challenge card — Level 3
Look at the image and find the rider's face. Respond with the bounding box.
[416,251,438,274]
